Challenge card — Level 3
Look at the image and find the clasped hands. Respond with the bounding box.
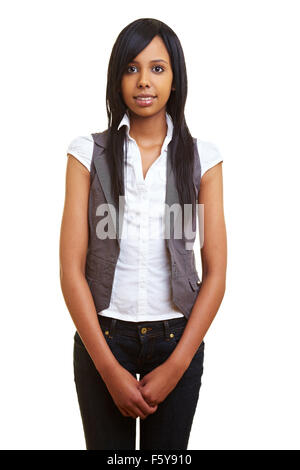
[103,356,186,420]
[137,360,184,416]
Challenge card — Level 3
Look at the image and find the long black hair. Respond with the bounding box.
[105,17,196,216]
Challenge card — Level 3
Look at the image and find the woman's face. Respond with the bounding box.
[120,35,174,117]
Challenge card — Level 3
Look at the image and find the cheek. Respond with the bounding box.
[120,77,132,96]
[157,75,173,94]
[157,84,172,101]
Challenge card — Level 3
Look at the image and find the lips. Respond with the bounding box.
[133,95,157,107]
[134,95,157,98]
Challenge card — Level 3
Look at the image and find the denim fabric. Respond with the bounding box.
[73,314,205,450]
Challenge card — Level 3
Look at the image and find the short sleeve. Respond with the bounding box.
[66,135,94,172]
[197,140,223,178]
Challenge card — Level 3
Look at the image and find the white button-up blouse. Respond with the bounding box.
[66,111,223,322]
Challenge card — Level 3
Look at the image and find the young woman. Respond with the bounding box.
[59,18,227,450]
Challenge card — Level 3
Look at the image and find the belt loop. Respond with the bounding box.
[109,318,117,339]
[163,320,171,340]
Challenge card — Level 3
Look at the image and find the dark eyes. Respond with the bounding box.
[126,65,165,74]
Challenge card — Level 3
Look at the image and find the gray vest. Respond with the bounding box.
[85,129,202,320]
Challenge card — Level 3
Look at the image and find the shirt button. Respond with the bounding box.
[197,280,201,285]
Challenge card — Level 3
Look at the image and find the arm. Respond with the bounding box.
[138,161,227,404]
[59,154,115,375]
[59,154,158,419]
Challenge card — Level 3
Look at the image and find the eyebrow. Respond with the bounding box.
[129,59,168,65]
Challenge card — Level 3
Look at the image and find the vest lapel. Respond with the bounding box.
[165,144,180,243]
[92,130,122,246]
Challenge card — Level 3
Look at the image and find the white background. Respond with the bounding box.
[1,0,299,450]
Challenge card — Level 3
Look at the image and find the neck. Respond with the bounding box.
[127,108,168,147]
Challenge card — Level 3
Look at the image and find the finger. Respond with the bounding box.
[147,404,158,413]
[126,407,139,419]
[130,404,147,420]
[139,404,158,420]
[119,406,131,418]
[125,410,137,419]
[124,403,141,419]
[137,390,157,408]
[137,397,158,415]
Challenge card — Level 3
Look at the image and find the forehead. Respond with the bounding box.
[131,36,170,63]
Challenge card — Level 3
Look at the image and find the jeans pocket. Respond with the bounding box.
[99,324,115,345]
[167,327,205,354]
[168,325,186,345]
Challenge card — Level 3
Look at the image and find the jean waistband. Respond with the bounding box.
[97,315,187,340]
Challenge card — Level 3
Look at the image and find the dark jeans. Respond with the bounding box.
[73,314,205,450]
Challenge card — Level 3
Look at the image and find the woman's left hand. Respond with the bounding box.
[137,361,185,409]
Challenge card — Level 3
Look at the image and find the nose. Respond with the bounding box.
[137,69,151,89]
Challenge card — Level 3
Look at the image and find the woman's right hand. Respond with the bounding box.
[101,363,158,419]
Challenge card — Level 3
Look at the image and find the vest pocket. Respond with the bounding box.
[85,253,101,280]
[85,253,115,311]
[85,252,113,281]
